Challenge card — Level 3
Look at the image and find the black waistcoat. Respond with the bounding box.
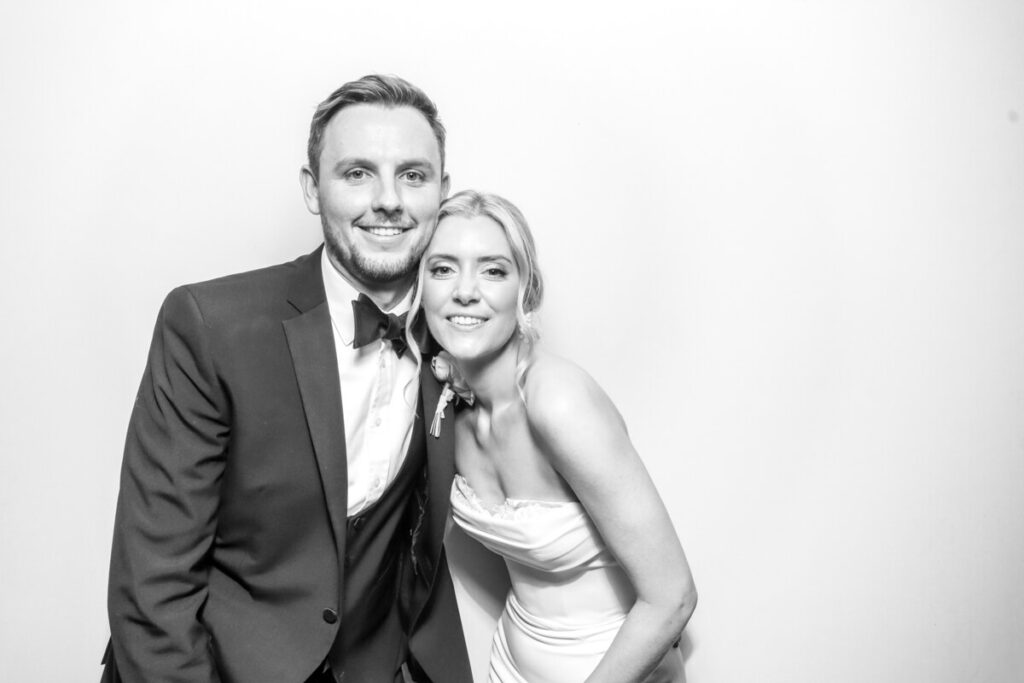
[327,404,427,681]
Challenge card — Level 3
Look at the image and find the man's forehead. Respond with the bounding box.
[322,103,440,162]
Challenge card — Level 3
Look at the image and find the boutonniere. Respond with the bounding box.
[429,351,474,438]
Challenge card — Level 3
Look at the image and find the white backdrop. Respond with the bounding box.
[1,1,1023,681]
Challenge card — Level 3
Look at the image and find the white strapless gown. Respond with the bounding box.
[450,475,684,683]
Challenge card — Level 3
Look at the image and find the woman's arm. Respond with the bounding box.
[525,356,697,683]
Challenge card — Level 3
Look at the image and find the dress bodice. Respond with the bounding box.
[449,474,684,682]
[450,474,616,571]
[450,474,635,626]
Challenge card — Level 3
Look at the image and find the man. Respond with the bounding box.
[103,74,473,683]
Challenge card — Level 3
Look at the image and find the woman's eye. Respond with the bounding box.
[484,267,507,278]
[430,265,454,277]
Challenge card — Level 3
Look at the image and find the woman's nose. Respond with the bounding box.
[452,273,479,304]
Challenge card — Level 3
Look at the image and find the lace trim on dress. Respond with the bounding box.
[452,474,581,521]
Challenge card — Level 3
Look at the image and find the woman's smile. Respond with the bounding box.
[447,314,488,329]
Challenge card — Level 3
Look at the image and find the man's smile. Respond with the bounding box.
[356,223,415,238]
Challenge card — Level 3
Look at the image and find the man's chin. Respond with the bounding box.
[324,242,419,286]
[349,254,420,286]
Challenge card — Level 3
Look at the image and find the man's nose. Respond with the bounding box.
[371,177,402,215]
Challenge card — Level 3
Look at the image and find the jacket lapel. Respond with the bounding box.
[282,251,454,600]
[419,358,456,583]
[282,247,348,570]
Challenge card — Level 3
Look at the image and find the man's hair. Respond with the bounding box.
[306,74,446,182]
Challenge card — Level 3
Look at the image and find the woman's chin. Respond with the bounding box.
[426,318,519,368]
[441,335,520,370]
[438,340,485,365]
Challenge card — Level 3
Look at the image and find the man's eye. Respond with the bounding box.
[402,170,425,183]
[346,169,367,180]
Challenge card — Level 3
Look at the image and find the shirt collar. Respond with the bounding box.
[320,247,416,347]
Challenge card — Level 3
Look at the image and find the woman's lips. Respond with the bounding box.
[447,315,486,328]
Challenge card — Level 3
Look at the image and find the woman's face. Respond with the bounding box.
[421,214,521,365]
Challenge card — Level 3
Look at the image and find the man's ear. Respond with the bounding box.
[441,172,451,200]
[299,165,321,215]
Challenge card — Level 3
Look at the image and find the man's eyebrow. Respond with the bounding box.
[331,157,376,173]
[399,157,437,168]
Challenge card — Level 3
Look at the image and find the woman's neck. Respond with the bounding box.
[458,338,525,412]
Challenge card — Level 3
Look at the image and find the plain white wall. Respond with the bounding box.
[1,1,1022,681]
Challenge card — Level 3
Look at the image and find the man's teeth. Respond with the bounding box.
[364,226,405,237]
[449,315,485,327]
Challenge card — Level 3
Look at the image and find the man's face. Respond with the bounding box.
[301,104,449,289]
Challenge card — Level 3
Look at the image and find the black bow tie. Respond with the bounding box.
[351,294,409,356]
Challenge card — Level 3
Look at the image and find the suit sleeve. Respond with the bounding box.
[107,286,229,682]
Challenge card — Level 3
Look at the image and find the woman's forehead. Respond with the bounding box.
[429,215,512,257]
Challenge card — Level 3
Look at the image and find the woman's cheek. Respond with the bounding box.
[421,281,445,313]
[420,286,444,335]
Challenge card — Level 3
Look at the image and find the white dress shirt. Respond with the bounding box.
[321,248,419,516]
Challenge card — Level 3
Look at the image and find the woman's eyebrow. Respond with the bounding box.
[427,253,512,263]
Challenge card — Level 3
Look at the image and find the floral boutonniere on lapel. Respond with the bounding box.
[429,351,474,438]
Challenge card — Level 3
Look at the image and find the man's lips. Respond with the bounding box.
[357,224,415,237]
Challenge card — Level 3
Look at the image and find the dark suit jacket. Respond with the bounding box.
[105,247,471,682]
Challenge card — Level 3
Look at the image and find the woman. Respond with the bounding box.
[409,190,697,682]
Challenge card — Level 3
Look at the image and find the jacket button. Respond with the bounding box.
[322,608,338,624]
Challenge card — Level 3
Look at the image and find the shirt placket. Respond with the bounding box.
[365,341,395,500]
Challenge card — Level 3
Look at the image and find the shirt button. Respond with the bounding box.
[322,608,338,624]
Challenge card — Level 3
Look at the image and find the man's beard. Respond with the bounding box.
[323,221,422,285]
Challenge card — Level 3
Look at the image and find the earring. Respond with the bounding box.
[517,312,538,342]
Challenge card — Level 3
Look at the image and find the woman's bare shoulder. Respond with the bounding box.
[522,350,626,451]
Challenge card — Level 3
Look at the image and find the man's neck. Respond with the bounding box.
[325,252,415,312]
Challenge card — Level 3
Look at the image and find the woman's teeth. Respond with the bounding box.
[449,315,485,328]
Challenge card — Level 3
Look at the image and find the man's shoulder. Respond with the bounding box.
[185,248,319,295]
[163,248,323,322]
